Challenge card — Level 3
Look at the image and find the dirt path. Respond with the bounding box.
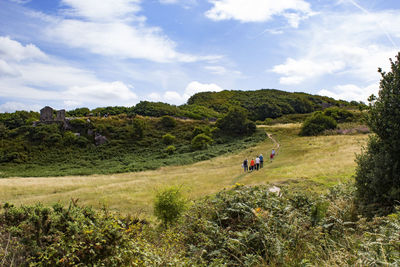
[231,130,280,185]
[266,132,280,154]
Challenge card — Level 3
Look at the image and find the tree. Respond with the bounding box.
[191,133,213,150]
[355,52,400,215]
[299,112,337,136]
[216,107,254,135]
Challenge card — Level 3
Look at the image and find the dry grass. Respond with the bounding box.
[0,123,368,216]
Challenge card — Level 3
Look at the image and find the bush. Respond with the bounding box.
[0,202,147,265]
[355,52,400,215]
[323,107,354,123]
[216,107,254,135]
[159,116,177,128]
[191,133,213,150]
[131,118,145,140]
[165,145,176,155]
[154,186,186,227]
[299,112,337,136]
[162,133,176,145]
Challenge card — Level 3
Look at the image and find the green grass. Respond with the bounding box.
[0,124,368,217]
[0,118,266,177]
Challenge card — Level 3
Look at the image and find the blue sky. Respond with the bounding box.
[0,0,400,112]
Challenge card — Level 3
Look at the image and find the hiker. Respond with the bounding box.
[250,159,255,171]
[255,156,260,170]
[259,154,264,168]
[270,149,276,162]
[243,159,248,172]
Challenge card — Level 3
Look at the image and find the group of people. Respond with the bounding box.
[242,149,276,172]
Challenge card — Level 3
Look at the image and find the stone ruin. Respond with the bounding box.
[37,106,108,146]
[40,106,66,123]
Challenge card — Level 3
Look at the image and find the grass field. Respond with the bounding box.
[0,123,368,217]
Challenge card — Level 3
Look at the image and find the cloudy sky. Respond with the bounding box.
[0,0,399,112]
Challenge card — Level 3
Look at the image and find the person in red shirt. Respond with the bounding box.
[250,159,255,171]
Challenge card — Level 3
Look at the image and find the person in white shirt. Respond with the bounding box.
[255,156,260,170]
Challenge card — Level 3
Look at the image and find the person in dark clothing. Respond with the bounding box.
[243,159,248,172]
[259,154,264,168]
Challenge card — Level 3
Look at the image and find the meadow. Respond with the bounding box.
[0,124,368,217]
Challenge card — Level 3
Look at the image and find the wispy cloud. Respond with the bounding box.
[271,9,400,95]
[0,36,138,109]
[147,81,223,105]
[205,0,314,27]
[45,0,219,63]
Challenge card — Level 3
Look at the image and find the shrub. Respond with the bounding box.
[162,133,176,145]
[131,118,145,140]
[0,202,149,265]
[355,52,400,215]
[159,116,176,128]
[216,107,254,135]
[323,107,354,123]
[299,112,337,136]
[154,186,186,227]
[165,145,176,155]
[63,131,77,145]
[191,133,213,150]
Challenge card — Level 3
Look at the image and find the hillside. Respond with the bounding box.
[0,89,365,178]
[0,124,368,214]
[188,89,364,121]
[0,111,264,177]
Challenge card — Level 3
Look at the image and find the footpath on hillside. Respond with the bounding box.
[231,130,280,185]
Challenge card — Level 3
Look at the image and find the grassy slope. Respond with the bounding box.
[0,124,368,217]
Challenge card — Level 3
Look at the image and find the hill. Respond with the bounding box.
[188,89,364,121]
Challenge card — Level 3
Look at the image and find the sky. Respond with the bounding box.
[0,0,399,112]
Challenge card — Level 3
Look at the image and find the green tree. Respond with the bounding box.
[154,186,186,227]
[216,107,254,135]
[355,53,400,214]
[162,133,176,145]
[160,115,177,128]
[299,112,337,136]
[191,133,213,150]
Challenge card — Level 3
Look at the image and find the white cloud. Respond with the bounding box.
[47,0,217,63]
[61,0,142,21]
[0,36,46,61]
[147,81,224,105]
[49,20,200,63]
[272,58,345,85]
[163,91,186,104]
[159,0,197,8]
[0,60,20,77]
[0,102,41,113]
[204,65,242,76]
[159,0,179,4]
[271,10,400,90]
[146,92,162,101]
[0,36,139,110]
[205,0,313,27]
[64,81,138,106]
[184,81,223,96]
[319,83,378,102]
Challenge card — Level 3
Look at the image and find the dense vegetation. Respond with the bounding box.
[0,111,265,177]
[63,89,364,123]
[1,184,398,266]
[188,89,364,121]
[355,52,400,215]
[299,106,362,136]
